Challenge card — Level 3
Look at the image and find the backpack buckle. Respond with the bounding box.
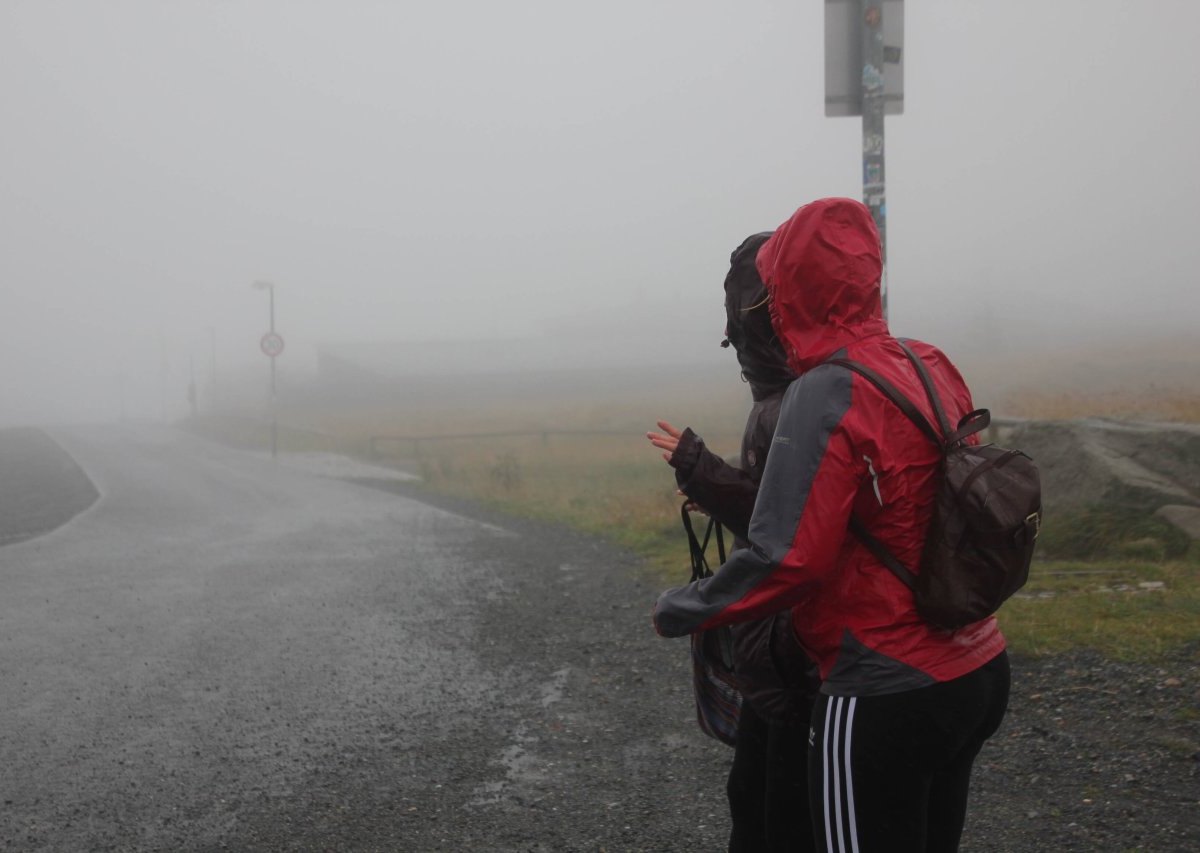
[1026,511,1042,540]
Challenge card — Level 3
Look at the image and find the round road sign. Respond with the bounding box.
[260,332,285,357]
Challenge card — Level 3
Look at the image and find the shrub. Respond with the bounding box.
[1038,507,1191,560]
[488,452,523,492]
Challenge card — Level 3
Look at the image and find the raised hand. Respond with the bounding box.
[646,419,684,462]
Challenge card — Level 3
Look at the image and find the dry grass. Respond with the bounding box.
[996,389,1200,423]
[325,387,750,580]
[403,434,697,573]
[957,332,1199,423]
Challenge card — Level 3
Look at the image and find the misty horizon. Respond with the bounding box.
[2,1,1197,426]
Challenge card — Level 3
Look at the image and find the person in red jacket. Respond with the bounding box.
[653,198,1010,853]
[648,231,817,852]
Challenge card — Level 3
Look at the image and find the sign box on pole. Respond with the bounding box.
[825,0,905,117]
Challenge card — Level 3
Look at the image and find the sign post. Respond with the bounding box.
[825,0,903,319]
[253,281,283,459]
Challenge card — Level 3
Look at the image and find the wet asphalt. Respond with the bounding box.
[0,426,729,852]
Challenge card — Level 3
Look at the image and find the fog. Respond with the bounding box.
[2,1,1197,425]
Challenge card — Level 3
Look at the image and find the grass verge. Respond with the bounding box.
[1000,558,1200,660]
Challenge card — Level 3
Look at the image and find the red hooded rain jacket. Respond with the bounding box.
[653,198,1006,696]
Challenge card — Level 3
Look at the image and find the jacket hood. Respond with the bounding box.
[723,232,796,400]
[755,198,888,373]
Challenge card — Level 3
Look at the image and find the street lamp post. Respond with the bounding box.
[252,280,283,459]
[207,325,217,414]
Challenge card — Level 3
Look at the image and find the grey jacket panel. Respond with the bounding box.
[653,363,854,638]
[821,630,937,696]
[749,362,853,565]
[653,545,776,638]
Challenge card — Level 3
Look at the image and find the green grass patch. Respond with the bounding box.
[998,557,1200,660]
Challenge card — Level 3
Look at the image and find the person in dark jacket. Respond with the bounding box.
[647,232,818,853]
[653,199,1010,853]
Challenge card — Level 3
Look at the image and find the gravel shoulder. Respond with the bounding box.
[966,647,1199,852]
[358,480,1200,853]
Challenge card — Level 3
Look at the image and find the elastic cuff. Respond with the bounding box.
[670,427,704,481]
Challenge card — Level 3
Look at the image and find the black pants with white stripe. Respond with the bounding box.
[809,651,1010,853]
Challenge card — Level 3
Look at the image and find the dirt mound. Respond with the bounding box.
[0,427,99,546]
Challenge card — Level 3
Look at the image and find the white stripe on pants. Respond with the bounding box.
[820,696,861,853]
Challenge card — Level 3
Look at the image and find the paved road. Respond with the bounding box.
[0,426,728,852]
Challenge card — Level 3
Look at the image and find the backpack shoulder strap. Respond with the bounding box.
[849,515,917,591]
[825,357,942,446]
[897,340,952,439]
[898,341,997,446]
[826,350,937,593]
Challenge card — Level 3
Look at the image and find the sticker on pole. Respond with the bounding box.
[260,332,285,357]
[824,0,904,117]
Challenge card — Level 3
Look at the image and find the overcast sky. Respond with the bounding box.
[2,1,1197,423]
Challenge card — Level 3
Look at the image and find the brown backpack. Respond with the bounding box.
[830,342,1042,630]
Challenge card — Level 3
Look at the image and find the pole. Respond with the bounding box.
[159,332,167,423]
[861,0,888,320]
[268,283,277,460]
[208,326,217,414]
[251,280,279,459]
[189,354,197,418]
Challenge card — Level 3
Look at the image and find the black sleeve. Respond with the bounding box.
[669,428,759,541]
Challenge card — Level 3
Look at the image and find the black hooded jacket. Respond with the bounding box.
[723,232,795,402]
[668,233,817,723]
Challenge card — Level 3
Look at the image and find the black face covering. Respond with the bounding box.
[723,232,796,400]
